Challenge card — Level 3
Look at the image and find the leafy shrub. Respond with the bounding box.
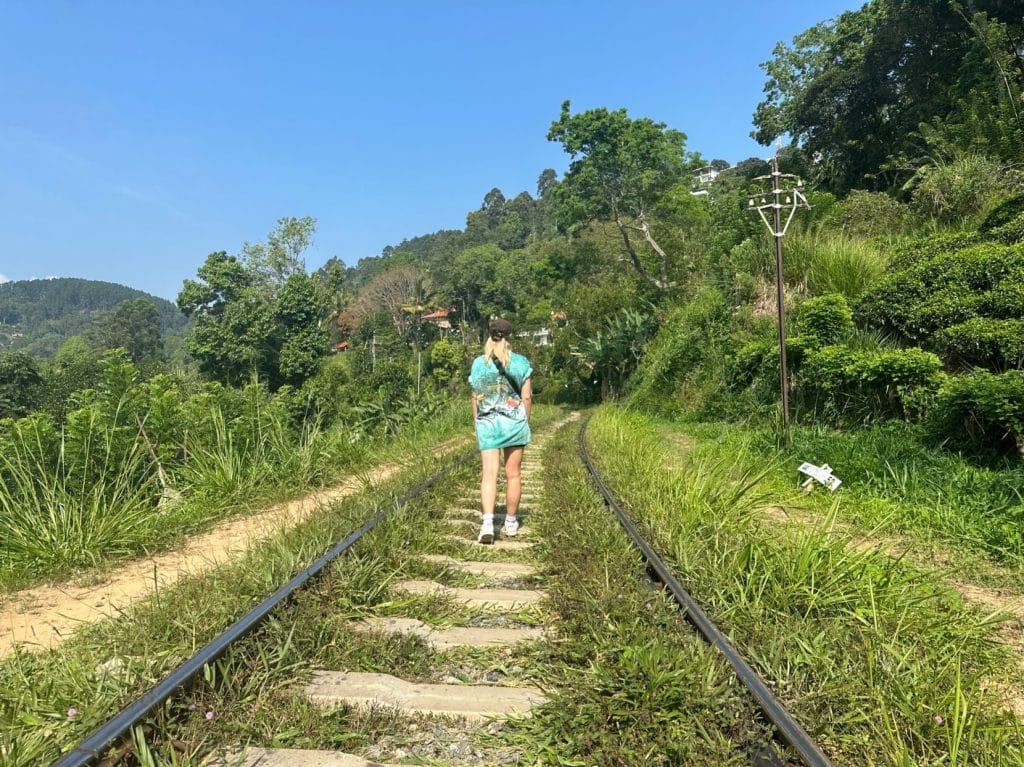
[856,240,1024,368]
[800,346,944,423]
[726,336,808,390]
[987,210,1024,245]
[627,288,730,411]
[884,231,983,272]
[979,193,1024,233]
[830,189,913,238]
[908,286,983,335]
[906,154,1009,224]
[796,293,853,345]
[932,318,1024,371]
[928,370,1024,456]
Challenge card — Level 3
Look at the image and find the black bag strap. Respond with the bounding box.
[491,356,522,397]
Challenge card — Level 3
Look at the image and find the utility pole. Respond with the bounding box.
[748,152,809,443]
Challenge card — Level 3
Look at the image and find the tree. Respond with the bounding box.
[178,251,325,388]
[547,101,691,291]
[429,337,463,388]
[0,351,45,418]
[42,336,103,416]
[752,0,1024,193]
[86,298,164,364]
[242,216,317,294]
[274,273,329,386]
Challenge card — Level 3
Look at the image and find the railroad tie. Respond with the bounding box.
[393,579,543,609]
[216,748,404,766]
[419,553,537,578]
[351,616,545,649]
[443,534,534,551]
[304,671,543,720]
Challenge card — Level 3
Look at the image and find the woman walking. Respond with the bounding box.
[469,318,533,544]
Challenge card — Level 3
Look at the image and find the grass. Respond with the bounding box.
[672,419,1024,582]
[785,229,889,300]
[0,398,473,592]
[0,444,474,765]
[0,404,565,765]
[498,418,773,766]
[587,406,1023,765]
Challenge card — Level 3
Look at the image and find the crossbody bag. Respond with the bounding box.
[491,356,522,397]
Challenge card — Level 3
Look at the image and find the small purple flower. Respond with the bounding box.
[67,708,77,719]
[934,715,944,725]
[205,711,214,720]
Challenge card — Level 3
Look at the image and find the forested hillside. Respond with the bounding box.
[0,278,187,357]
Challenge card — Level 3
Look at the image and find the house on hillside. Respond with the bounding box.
[691,165,729,197]
[421,307,455,332]
[516,327,553,346]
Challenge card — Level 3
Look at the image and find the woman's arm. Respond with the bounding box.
[521,378,532,421]
[471,392,478,419]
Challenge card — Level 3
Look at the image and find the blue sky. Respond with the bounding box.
[0,1,862,300]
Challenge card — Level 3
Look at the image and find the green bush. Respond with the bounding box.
[987,210,1024,245]
[978,193,1024,233]
[907,154,1009,224]
[627,288,731,411]
[726,336,808,390]
[830,189,913,238]
[856,240,1024,363]
[928,370,1024,456]
[800,346,944,423]
[796,293,853,345]
[884,231,983,272]
[932,318,1024,371]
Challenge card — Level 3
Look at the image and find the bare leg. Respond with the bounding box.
[503,446,524,520]
[480,449,501,518]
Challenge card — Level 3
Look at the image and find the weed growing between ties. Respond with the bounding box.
[588,406,1024,765]
[488,421,773,766]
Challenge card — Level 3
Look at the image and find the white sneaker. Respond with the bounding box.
[477,521,494,544]
[502,517,519,537]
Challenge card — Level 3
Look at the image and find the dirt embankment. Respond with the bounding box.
[0,437,470,657]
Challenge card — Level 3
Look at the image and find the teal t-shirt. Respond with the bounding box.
[469,352,533,450]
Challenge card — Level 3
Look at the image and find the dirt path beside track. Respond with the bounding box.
[0,437,469,657]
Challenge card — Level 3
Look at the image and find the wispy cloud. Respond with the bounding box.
[3,127,200,226]
[0,273,10,283]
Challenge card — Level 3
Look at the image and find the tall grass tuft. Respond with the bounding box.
[785,229,888,300]
[0,413,157,574]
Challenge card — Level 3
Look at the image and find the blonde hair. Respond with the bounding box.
[484,337,511,368]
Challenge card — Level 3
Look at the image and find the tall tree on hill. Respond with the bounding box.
[547,101,692,292]
[178,221,328,389]
[242,216,317,294]
[0,351,45,418]
[86,298,163,364]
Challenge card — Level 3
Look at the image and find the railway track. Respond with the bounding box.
[55,414,832,767]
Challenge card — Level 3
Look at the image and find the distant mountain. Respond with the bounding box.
[0,278,188,357]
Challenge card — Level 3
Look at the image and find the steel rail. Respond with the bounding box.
[578,418,833,767]
[54,455,472,767]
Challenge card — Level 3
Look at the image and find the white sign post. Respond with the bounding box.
[797,462,842,492]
